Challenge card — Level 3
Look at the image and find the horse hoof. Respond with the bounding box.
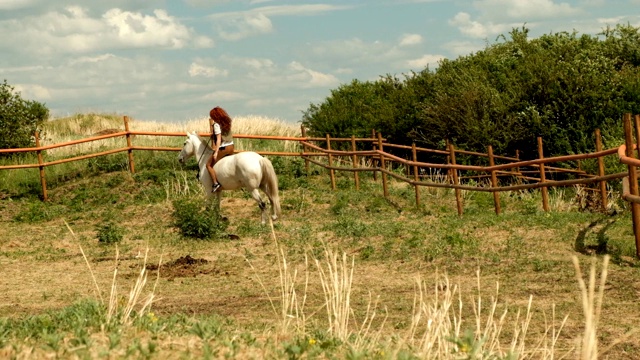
[271,215,278,221]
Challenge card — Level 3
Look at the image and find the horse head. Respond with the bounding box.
[177,131,197,164]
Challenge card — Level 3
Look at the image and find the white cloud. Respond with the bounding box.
[449,0,581,39]
[407,54,445,69]
[597,16,626,25]
[189,63,228,78]
[449,12,513,38]
[212,4,351,19]
[399,33,422,46]
[103,9,193,48]
[472,0,579,20]
[244,58,274,69]
[69,54,117,65]
[218,12,273,41]
[0,7,213,55]
[443,40,486,57]
[201,90,245,102]
[13,83,51,100]
[0,65,49,73]
[287,61,339,88]
[212,4,351,41]
[0,0,36,10]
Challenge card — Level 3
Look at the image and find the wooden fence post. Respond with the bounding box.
[326,134,336,190]
[378,132,388,198]
[595,129,608,211]
[623,113,640,257]
[448,143,463,216]
[34,131,48,201]
[446,139,452,184]
[488,145,501,215]
[412,142,420,207]
[537,137,550,212]
[371,129,378,181]
[301,125,310,173]
[631,115,640,158]
[351,135,359,190]
[124,116,135,174]
[515,149,520,181]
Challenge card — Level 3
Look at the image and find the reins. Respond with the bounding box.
[195,136,212,180]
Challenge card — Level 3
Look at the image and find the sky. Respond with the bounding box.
[1,1,639,124]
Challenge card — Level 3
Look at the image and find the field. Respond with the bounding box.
[1,114,640,359]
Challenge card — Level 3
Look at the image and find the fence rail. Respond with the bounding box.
[3,113,640,256]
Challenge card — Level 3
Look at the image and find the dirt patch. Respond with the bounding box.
[146,255,226,280]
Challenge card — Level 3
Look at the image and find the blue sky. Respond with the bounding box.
[1,0,639,124]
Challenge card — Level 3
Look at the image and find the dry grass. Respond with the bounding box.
[41,113,301,157]
[65,219,162,327]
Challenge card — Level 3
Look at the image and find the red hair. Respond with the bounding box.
[209,107,232,135]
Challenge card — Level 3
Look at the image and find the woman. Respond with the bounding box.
[206,106,234,192]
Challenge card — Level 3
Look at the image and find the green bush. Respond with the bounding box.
[172,197,227,239]
[96,221,125,244]
[302,25,640,161]
[0,80,49,153]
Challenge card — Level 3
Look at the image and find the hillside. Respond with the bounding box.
[0,114,639,358]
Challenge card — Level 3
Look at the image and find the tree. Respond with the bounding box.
[302,25,640,160]
[0,79,49,153]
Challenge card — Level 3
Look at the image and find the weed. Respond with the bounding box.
[328,216,368,239]
[172,196,227,239]
[189,318,223,341]
[96,221,125,244]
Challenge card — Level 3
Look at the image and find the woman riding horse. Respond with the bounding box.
[207,107,234,192]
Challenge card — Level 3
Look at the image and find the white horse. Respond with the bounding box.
[177,132,281,224]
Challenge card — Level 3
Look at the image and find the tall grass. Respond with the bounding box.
[42,113,300,157]
[243,222,618,358]
[65,220,161,327]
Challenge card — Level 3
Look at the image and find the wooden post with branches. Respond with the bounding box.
[326,134,336,190]
[371,129,378,181]
[412,142,420,207]
[446,139,452,184]
[351,135,359,190]
[124,116,135,174]
[488,145,501,215]
[538,137,550,212]
[623,113,640,257]
[301,125,310,173]
[595,129,608,211]
[34,131,48,201]
[448,143,463,216]
[378,132,388,198]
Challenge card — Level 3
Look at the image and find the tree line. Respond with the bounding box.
[301,25,640,161]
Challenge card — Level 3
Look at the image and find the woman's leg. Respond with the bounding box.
[208,145,233,191]
[206,154,217,185]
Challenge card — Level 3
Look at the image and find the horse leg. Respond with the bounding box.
[265,192,278,221]
[249,189,267,225]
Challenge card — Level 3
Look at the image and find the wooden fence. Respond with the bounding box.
[2,114,640,256]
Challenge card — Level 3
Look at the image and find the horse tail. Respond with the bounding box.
[260,156,281,217]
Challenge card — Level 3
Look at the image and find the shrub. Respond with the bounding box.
[0,80,49,153]
[172,197,227,239]
[96,221,125,244]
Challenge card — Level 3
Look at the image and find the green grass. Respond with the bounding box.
[1,115,640,358]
